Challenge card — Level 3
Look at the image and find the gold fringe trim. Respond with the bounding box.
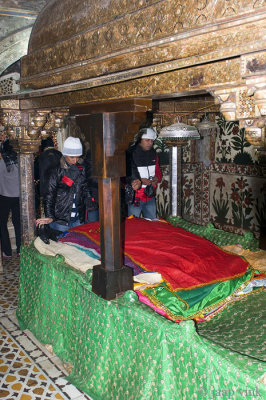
[140,269,257,322]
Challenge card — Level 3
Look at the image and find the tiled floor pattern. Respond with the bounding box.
[0,256,92,400]
[0,257,19,318]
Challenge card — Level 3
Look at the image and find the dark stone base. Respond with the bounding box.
[92,264,133,300]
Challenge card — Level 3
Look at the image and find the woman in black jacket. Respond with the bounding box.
[36,137,90,232]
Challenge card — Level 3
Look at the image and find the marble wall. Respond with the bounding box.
[154,103,265,238]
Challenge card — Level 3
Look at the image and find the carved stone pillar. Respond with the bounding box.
[19,150,36,244]
[18,111,48,244]
[0,103,50,244]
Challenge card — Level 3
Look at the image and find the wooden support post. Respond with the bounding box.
[92,175,132,299]
[74,99,151,299]
[0,241,2,272]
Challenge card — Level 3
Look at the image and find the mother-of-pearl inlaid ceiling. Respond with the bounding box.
[0,0,48,75]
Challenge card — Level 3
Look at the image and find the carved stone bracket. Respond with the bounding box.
[243,75,266,153]
[212,85,266,164]
[210,85,258,122]
[42,109,68,137]
[243,50,266,145]
[246,77,266,117]
[210,50,266,162]
[0,104,69,153]
[0,105,46,153]
[1,100,21,150]
[211,88,237,121]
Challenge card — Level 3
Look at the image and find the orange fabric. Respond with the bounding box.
[71,218,249,291]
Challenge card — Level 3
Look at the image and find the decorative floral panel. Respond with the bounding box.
[210,165,265,236]
[215,115,258,164]
[155,111,265,238]
[156,166,170,220]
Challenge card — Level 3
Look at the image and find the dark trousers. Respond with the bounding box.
[0,195,21,256]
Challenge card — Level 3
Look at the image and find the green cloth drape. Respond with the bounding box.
[17,244,266,400]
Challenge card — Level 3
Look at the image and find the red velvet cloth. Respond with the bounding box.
[71,218,249,291]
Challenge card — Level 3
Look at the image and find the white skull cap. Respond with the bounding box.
[141,128,157,141]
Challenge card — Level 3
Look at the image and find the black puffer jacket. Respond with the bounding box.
[45,157,88,226]
[37,147,62,197]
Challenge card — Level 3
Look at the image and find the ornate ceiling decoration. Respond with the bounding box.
[20,0,266,91]
[0,0,48,75]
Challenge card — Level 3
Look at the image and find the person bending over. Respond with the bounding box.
[36,136,90,233]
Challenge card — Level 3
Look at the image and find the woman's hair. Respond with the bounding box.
[135,128,149,144]
[128,123,156,150]
[0,139,18,171]
[41,137,54,151]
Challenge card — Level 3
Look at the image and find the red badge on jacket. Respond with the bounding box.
[62,176,74,187]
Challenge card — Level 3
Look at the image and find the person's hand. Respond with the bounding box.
[36,218,53,227]
[131,179,141,190]
[151,176,158,186]
[141,178,151,186]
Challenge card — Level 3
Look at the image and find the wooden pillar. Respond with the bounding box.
[0,241,2,272]
[74,99,151,299]
[98,177,122,270]
[93,175,131,298]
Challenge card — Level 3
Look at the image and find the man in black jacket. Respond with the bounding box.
[36,136,90,232]
[126,127,161,219]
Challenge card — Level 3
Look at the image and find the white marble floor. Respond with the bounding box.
[0,255,92,400]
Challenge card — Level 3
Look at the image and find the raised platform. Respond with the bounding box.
[17,243,265,400]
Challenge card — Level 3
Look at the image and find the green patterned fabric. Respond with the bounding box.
[197,289,266,362]
[17,244,266,400]
[168,217,259,251]
[140,271,254,321]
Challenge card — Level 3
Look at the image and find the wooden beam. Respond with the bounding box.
[75,99,152,299]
